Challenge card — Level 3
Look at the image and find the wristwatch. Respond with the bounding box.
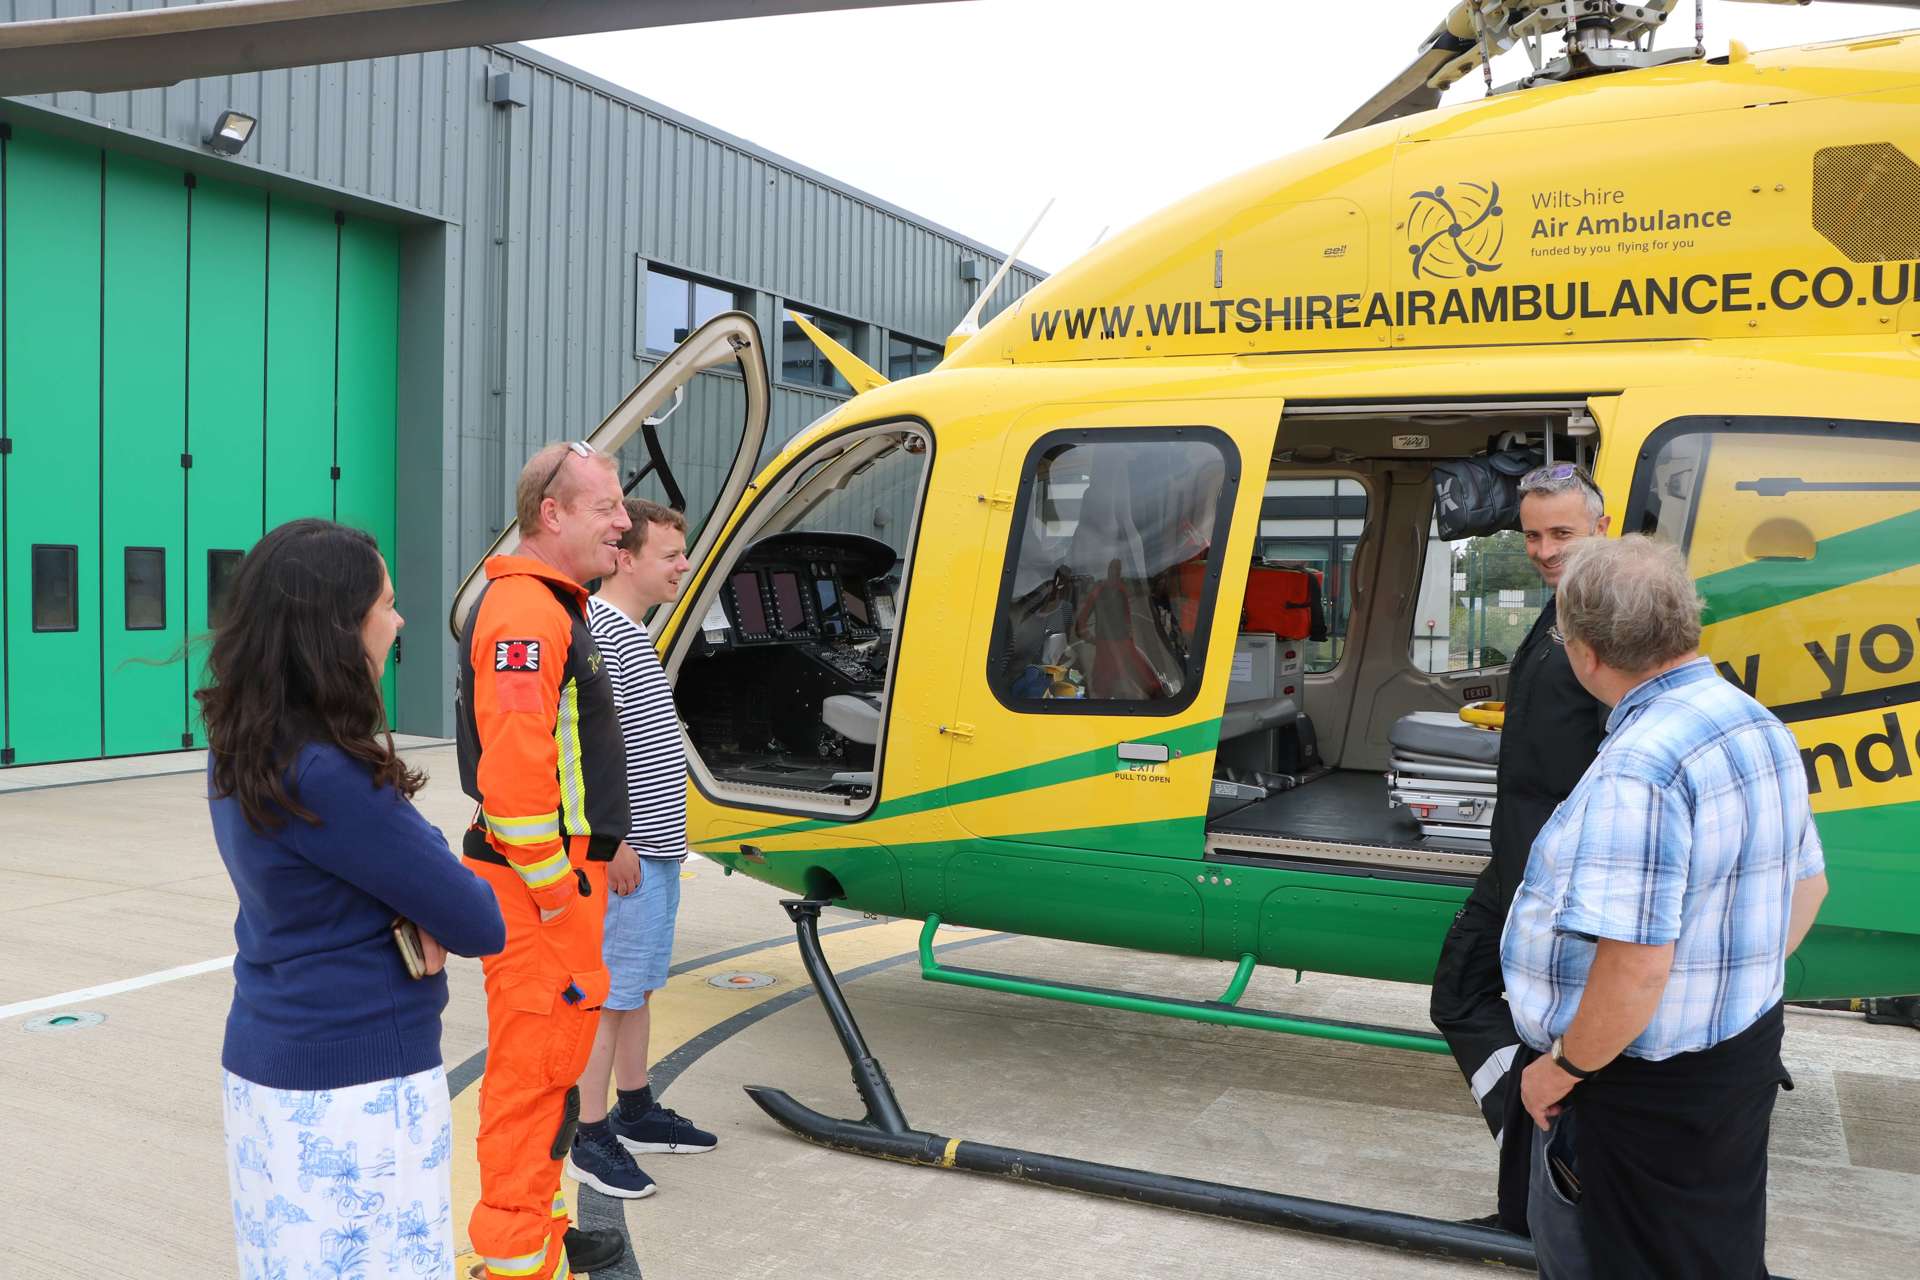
[1550,1036,1598,1080]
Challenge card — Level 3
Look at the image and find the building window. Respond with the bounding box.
[1258,478,1368,672]
[781,308,856,394]
[886,335,941,381]
[124,548,167,631]
[644,266,733,354]
[988,429,1236,714]
[31,545,79,633]
[1407,524,1541,674]
[207,550,245,630]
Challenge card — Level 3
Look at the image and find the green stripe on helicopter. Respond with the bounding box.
[1697,507,1920,628]
[712,716,1225,844]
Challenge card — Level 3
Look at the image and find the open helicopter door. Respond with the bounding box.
[936,398,1275,950]
[449,311,769,639]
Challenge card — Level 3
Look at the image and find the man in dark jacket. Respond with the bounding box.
[1429,462,1610,1231]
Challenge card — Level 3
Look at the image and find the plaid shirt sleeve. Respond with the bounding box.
[1792,808,1827,881]
[1552,769,1692,947]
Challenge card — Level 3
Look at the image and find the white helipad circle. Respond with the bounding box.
[707,971,776,990]
[24,1010,106,1033]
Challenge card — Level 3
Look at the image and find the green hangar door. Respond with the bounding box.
[0,125,399,766]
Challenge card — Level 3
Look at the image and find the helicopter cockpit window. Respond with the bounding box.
[990,430,1236,714]
[674,426,929,808]
[1628,418,1920,715]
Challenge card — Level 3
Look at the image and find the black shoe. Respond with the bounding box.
[563,1226,628,1275]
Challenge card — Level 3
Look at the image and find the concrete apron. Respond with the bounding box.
[3,747,1917,1280]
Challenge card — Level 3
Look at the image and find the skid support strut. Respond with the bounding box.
[745,900,1537,1271]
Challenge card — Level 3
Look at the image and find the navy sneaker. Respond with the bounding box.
[564,1122,657,1199]
[611,1099,718,1155]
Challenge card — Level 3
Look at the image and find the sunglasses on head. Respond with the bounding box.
[1522,462,1599,495]
[538,440,593,497]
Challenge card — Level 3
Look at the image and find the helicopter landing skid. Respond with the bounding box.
[743,898,1537,1271]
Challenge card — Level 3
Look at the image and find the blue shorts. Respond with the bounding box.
[603,858,683,1010]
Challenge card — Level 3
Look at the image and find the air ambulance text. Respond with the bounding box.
[1026,262,1920,342]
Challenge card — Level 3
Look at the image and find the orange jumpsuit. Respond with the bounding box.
[455,555,628,1280]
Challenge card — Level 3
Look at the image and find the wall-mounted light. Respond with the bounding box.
[204,109,256,155]
[486,69,529,108]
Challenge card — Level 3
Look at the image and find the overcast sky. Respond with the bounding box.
[532,0,1916,275]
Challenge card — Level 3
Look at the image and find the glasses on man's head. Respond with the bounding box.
[538,440,594,498]
[1521,462,1600,496]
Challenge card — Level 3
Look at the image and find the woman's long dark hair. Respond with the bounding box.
[196,518,423,831]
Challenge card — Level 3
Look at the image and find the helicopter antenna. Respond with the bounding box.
[946,197,1054,358]
[1472,6,1495,96]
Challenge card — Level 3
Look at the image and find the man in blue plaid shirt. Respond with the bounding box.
[1500,535,1827,1279]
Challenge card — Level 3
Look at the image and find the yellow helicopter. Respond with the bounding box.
[449,0,1920,1265]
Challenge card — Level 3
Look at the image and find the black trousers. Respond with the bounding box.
[1430,868,1522,1141]
[1566,1004,1791,1279]
[1432,866,1534,1233]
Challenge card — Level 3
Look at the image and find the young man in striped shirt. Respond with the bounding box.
[565,498,719,1200]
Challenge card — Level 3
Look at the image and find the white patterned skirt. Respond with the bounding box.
[223,1064,456,1280]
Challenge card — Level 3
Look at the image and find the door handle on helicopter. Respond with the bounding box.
[1117,742,1170,763]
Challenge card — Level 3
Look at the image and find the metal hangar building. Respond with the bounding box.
[0,24,1043,765]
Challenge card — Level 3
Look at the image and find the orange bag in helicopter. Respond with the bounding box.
[1242,565,1317,639]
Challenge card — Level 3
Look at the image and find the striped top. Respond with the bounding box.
[587,595,689,860]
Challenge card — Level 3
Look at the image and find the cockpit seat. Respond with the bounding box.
[823,692,883,745]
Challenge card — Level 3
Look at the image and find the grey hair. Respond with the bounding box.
[1517,465,1605,523]
[1557,535,1703,673]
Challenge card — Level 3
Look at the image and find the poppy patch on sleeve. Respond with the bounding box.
[495,639,541,671]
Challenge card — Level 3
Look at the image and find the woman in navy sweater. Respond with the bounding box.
[200,518,504,1280]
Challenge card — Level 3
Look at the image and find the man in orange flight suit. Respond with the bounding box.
[456,440,636,1280]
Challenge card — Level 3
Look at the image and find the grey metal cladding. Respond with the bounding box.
[3,3,1043,730]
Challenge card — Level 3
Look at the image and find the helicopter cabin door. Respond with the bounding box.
[936,399,1275,950]
[449,311,769,638]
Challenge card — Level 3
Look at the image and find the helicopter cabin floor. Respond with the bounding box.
[1207,767,1489,879]
[5,746,1918,1279]
[698,749,871,799]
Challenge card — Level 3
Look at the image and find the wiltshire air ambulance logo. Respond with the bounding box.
[1407,181,1505,279]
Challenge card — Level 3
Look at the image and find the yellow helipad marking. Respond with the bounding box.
[452,919,925,1266]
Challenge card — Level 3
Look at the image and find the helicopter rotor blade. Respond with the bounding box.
[1329,4,1490,137]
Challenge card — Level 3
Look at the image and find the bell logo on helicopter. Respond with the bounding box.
[1408,181,1506,279]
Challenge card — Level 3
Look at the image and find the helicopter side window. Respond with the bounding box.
[989,429,1237,714]
[1626,417,1920,729]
